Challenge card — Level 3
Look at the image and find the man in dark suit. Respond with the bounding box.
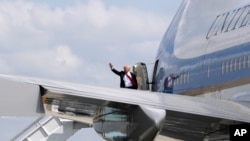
[109,63,138,89]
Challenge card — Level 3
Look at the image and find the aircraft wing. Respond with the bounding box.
[0,74,250,140]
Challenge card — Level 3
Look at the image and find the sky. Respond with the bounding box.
[0,0,182,140]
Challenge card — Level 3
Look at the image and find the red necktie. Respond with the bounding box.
[126,73,136,87]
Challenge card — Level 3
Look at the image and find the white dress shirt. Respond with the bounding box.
[123,72,133,87]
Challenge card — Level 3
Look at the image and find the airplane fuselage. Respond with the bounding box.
[152,0,250,103]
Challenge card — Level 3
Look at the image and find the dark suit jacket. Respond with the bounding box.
[111,68,138,89]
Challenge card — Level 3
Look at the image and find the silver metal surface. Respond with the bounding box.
[133,62,150,90]
[0,77,43,116]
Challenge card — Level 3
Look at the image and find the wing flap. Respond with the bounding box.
[158,110,221,141]
[0,77,43,116]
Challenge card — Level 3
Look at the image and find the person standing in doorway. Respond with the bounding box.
[109,63,138,89]
[164,73,180,93]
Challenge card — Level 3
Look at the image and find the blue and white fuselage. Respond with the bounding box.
[153,0,250,106]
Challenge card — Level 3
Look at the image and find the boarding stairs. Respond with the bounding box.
[11,116,90,141]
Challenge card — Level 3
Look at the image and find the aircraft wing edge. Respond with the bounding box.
[0,74,249,124]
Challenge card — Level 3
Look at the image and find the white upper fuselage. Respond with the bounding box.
[174,0,250,59]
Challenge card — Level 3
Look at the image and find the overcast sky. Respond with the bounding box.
[0,0,182,140]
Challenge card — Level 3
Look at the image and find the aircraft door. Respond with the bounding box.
[133,62,149,90]
[151,60,159,92]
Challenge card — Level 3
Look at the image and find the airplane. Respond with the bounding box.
[1,0,250,140]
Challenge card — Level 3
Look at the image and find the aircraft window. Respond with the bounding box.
[243,56,247,69]
[176,75,179,86]
[221,62,225,74]
[230,60,233,72]
[180,73,183,84]
[174,78,177,86]
[182,73,185,84]
[234,59,237,72]
[181,73,184,84]
[183,73,187,84]
[207,65,210,78]
[248,55,250,68]
[183,73,185,84]
[178,74,181,85]
[226,61,230,73]
[238,58,241,70]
